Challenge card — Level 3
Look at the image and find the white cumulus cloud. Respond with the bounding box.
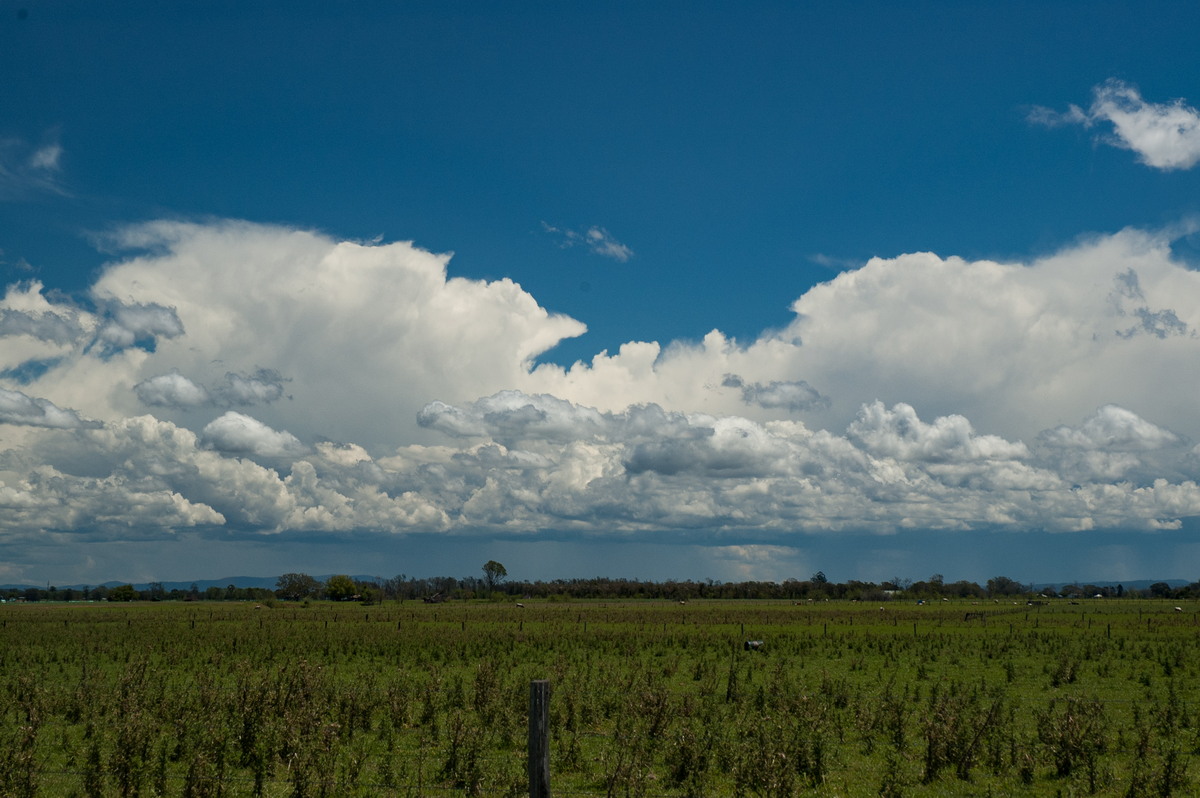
[528,226,1200,449]
[3,219,1200,553]
[92,300,185,353]
[201,412,307,458]
[75,220,586,446]
[135,368,286,409]
[0,387,99,429]
[847,401,1029,463]
[1031,80,1200,171]
[1040,404,1180,452]
[722,374,829,412]
[134,371,211,408]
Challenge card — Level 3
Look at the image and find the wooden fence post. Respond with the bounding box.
[529,679,551,798]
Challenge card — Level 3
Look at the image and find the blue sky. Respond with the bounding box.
[4,1,1200,587]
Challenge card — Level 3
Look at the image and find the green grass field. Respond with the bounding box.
[1,598,1197,796]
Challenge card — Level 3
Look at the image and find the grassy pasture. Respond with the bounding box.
[1,598,1198,796]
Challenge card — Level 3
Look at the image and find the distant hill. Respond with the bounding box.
[1033,579,1191,592]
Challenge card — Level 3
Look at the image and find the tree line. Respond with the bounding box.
[0,582,278,604]
[6,564,1198,603]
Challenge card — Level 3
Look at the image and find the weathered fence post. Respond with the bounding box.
[529,679,551,798]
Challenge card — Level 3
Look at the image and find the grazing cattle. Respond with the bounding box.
[744,640,764,652]
[1174,607,1183,612]
[516,603,525,608]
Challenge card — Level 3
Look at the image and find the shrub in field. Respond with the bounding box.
[0,720,38,798]
[1124,701,1190,798]
[83,731,103,798]
[920,681,1008,784]
[727,703,832,797]
[110,659,155,797]
[853,676,912,755]
[598,669,672,798]
[439,709,485,794]
[1049,654,1080,687]
[663,719,714,798]
[0,674,43,798]
[1035,694,1107,791]
[877,749,908,798]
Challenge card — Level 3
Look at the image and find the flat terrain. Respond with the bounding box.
[1,598,1198,796]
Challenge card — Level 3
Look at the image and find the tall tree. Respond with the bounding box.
[382,574,408,601]
[986,575,1023,597]
[482,560,508,592]
[276,573,321,601]
[324,574,357,601]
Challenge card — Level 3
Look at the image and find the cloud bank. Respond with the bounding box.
[3,219,1200,554]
